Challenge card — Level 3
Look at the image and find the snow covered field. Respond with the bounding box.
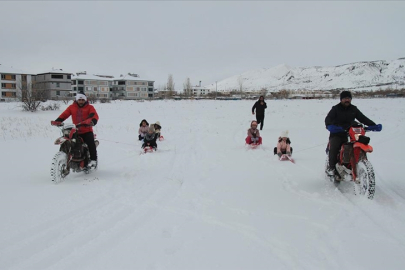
[1,98,405,270]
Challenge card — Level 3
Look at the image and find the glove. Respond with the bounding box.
[80,118,93,126]
[366,124,382,132]
[326,125,344,133]
[51,121,62,126]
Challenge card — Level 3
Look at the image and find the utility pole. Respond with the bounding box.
[215,81,217,100]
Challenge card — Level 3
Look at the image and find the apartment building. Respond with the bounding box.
[71,73,112,99]
[0,66,33,101]
[111,73,154,99]
[184,81,210,96]
[32,69,72,99]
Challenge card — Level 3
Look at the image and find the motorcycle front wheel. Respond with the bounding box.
[50,151,69,183]
[354,159,375,199]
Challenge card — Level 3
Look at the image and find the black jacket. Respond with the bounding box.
[325,103,376,136]
[252,100,267,116]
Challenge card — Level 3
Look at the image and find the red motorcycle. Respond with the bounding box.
[50,123,99,183]
[325,123,380,199]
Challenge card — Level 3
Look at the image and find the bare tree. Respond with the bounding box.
[273,89,290,99]
[260,87,268,98]
[166,74,175,98]
[17,78,48,112]
[183,77,192,97]
[237,76,244,92]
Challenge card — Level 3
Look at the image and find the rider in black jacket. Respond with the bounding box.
[325,91,377,179]
[252,96,267,130]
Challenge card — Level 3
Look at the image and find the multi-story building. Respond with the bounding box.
[184,81,210,96]
[32,69,72,99]
[71,73,112,99]
[111,73,154,99]
[0,66,33,102]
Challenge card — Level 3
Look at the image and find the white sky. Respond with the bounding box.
[0,1,404,90]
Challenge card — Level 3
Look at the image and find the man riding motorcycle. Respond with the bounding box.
[51,93,99,168]
[325,90,382,180]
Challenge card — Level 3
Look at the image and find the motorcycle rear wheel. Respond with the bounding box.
[354,159,375,199]
[50,151,69,183]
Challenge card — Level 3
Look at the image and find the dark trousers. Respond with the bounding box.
[328,135,347,169]
[256,115,264,130]
[142,140,157,148]
[79,132,97,161]
[274,147,293,155]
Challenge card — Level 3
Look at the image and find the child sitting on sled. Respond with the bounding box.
[139,119,149,141]
[153,121,163,140]
[274,130,293,157]
[142,125,158,150]
[245,120,262,145]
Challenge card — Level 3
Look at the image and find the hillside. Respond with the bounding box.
[206,58,405,92]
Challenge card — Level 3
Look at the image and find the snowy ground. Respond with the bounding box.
[1,98,405,270]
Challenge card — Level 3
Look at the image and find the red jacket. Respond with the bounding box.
[56,101,99,134]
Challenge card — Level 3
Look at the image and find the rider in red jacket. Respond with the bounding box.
[52,93,99,168]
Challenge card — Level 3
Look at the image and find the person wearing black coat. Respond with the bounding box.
[142,125,158,150]
[324,90,378,178]
[252,96,267,130]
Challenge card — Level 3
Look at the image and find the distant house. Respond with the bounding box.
[32,69,72,99]
[0,66,34,102]
[184,81,210,96]
[71,72,112,99]
[110,74,155,100]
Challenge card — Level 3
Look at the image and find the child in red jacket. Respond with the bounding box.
[245,120,262,145]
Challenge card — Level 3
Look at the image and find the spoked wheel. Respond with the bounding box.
[50,151,69,183]
[354,159,375,199]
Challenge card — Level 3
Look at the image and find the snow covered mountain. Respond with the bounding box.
[206,58,405,92]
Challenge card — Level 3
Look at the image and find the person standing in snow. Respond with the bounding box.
[252,95,267,130]
[325,90,381,179]
[51,93,99,168]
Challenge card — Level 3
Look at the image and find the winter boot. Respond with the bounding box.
[88,160,97,168]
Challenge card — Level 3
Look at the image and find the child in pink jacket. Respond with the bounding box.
[245,120,262,145]
[138,119,149,140]
[274,130,292,157]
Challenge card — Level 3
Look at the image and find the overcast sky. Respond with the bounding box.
[1,1,404,90]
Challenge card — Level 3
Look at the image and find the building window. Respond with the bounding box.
[56,91,60,96]
[67,75,71,79]
[1,83,16,89]
[51,74,64,79]
[56,83,60,87]
[2,92,16,97]
[148,88,153,92]
[94,87,97,91]
[1,74,16,80]
[78,87,84,91]
[78,80,84,85]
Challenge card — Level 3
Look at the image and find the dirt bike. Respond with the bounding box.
[50,122,99,183]
[325,123,380,199]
